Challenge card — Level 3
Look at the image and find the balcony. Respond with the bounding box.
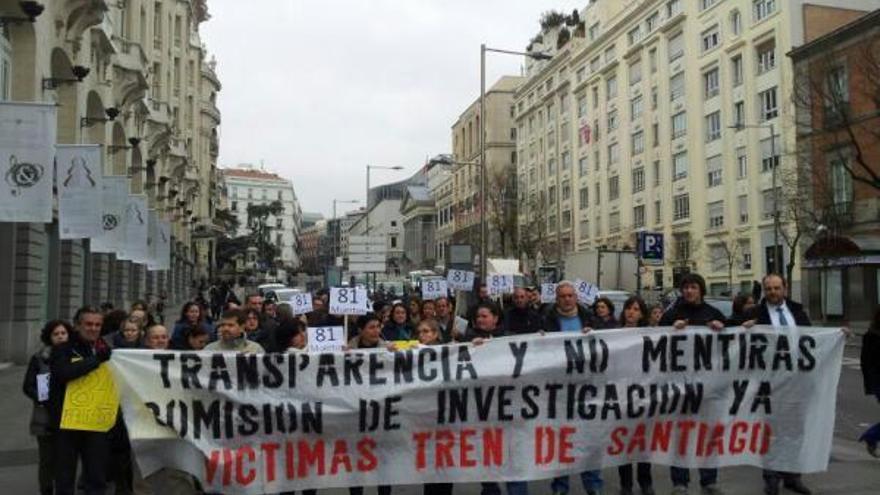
[201,100,221,124]
[112,37,149,108]
[64,0,111,40]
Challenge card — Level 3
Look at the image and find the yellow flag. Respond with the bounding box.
[60,363,119,432]
[392,340,421,351]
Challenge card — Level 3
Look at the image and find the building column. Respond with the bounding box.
[59,240,87,321]
[2,224,51,363]
[88,253,111,307]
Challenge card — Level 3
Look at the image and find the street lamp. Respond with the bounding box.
[480,44,551,279]
[365,164,405,235]
[729,122,781,275]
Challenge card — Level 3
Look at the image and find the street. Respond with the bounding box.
[1,343,877,495]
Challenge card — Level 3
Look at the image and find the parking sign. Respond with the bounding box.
[639,232,664,266]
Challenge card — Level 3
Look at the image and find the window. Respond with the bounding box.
[548,159,557,175]
[700,0,719,11]
[580,219,590,239]
[708,201,724,229]
[632,131,645,155]
[276,218,283,229]
[647,12,659,32]
[576,66,586,83]
[609,176,620,200]
[762,188,779,219]
[604,45,616,64]
[629,26,643,46]
[655,200,663,224]
[667,0,682,19]
[561,122,571,143]
[703,68,720,99]
[562,210,572,229]
[753,0,776,22]
[649,48,657,73]
[674,233,691,261]
[609,211,621,233]
[606,75,618,100]
[579,156,589,175]
[706,155,723,187]
[701,26,720,53]
[761,136,779,172]
[731,55,743,86]
[736,146,748,178]
[549,185,557,204]
[828,66,849,103]
[829,155,853,212]
[653,160,661,186]
[738,195,749,224]
[671,111,687,139]
[757,40,776,74]
[510,128,517,140]
[608,143,620,165]
[633,167,645,192]
[705,111,722,142]
[670,72,685,101]
[759,87,778,121]
[631,95,644,120]
[730,10,742,35]
[651,86,658,109]
[562,180,571,200]
[591,56,601,74]
[673,151,688,180]
[577,95,587,118]
[561,151,571,171]
[673,193,690,220]
[740,240,752,270]
[634,205,646,228]
[607,109,619,131]
[652,123,660,147]
[579,187,589,209]
[589,22,601,41]
[595,182,601,203]
[390,236,398,248]
[733,101,745,128]
[668,32,684,62]
[629,60,642,85]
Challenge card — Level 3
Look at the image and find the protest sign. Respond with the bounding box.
[487,274,514,296]
[541,283,557,304]
[110,326,844,494]
[290,293,314,315]
[329,287,368,315]
[307,327,345,353]
[61,363,119,432]
[446,270,474,292]
[574,279,598,305]
[421,279,448,300]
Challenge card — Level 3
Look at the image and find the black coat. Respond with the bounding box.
[47,336,107,429]
[861,328,880,399]
[542,304,594,332]
[659,298,726,326]
[746,298,812,326]
[590,315,619,330]
[503,306,544,335]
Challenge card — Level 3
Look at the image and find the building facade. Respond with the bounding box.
[514,0,880,297]
[298,220,327,275]
[0,0,221,363]
[400,185,436,272]
[451,75,524,263]
[222,166,303,270]
[790,7,880,321]
[347,200,404,276]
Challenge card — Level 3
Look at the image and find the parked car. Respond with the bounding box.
[257,283,285,297]
[265,287,302,303]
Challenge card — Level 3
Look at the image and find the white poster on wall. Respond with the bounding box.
[91,177,129,254]
[0,102,56,223]
[57,144,103,239]
[149,218,171,271]
[123,194,149,263]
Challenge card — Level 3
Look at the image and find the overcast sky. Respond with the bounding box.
[201,1,585,218]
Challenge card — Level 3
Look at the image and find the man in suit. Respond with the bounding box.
[744,273,813,495]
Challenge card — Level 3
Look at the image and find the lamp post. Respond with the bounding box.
[331,199,359,267]
[730,122,780,274]
[480,44,551,279]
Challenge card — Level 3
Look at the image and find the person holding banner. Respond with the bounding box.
[49,306,112,495]
[616,297,656,495]
[382,303,414,341]
[348,313,389,350]
[503,287,543,335]
[204,309,265,354]
[435,297,466,343]
[588,297,619,331]
[23,320,71,495]
[658,273,725,495]
[104,317,144,349]
[275,317,308,352]
[742,274,814,495]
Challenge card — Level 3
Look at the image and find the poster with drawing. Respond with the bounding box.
[0,102,56,223]
[57,145,103,239]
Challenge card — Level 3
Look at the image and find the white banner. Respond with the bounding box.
[91,177,128,254]
[145,209,157,268]
[109,327,845,494]
[121,194,149,262]
[149,218,171,271]
[0,102,56,222]
[57,145,103,239]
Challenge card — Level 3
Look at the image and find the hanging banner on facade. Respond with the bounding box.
[149,218,171,271]
[91,177,129,254]
[121,194,149,262]
[57,144,103,239]
[145,209,157,268]
[109,327,845,494]
[0,102,56,223]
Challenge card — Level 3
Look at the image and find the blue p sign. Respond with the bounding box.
[640,232,664,265]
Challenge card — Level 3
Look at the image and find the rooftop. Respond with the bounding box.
[221,168,288,182]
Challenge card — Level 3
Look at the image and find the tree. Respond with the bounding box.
[706,230,746,295]
[486,169,518,258]
[516,194,550,272]
[247,200,284,270]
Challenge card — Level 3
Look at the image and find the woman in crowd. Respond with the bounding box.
[408,297,423,326]
[462,302,507,343]
[420,299,437,322]
[171,301,214,348]
[172,324,211,351]
[617,296,656,495]
[275,317,308,352]
[415,318,454,495]
[382,303,414,341]
[647,304,664,327]
[104,317,143,349]
[726,292,756,327]
[589,296,619,330]
[101,309,129,337]
[242,308,269,343]
[23,320,71,495]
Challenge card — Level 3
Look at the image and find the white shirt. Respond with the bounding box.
[767,301,797,329]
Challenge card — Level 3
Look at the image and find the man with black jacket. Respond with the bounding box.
[49,306,112,495]
[504,287,543,335]
[743,274,813,495]
[658,273,725,495]
[542,281,593,333]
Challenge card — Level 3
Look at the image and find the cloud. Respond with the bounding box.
[201,0,585,216]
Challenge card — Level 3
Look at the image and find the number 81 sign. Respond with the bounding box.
[329,287,368,315]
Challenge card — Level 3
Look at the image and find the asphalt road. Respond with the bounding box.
[1,343,877,495]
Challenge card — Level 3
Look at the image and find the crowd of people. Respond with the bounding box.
[19,272,880,495]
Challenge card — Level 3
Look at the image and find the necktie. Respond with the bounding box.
[777,307,789,326]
